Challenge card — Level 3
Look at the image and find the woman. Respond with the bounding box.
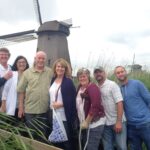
[76,68,106,150]
[0,55,29,119]
[49,58,77,150]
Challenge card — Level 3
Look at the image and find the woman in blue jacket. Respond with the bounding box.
[49,58,77,150]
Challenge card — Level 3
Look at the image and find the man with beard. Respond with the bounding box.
[94,66,127,150]
[114,66,150,150]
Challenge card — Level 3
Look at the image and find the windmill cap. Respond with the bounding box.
[94,66,105,73]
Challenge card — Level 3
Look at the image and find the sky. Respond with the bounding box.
[0,0,150,73]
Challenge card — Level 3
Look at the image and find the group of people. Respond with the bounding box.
[0,47,150,150]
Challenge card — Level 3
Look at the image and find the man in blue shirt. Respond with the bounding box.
[114,66,150,150]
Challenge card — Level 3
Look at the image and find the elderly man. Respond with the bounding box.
[114,66,150,150]
[94,66,127,150]
[17,51,53,142]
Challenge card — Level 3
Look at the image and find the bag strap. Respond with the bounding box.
[55,84,61,102]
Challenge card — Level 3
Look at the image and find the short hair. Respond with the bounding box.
[77,68,91,80]
[114,66,126,73]
[52,58,72,78]
[0,47,11,57]
[12,56,29,71]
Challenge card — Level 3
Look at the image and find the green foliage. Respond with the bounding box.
[128,71,150,91]
[0,134,32,150]
[0,113,50,150]
[109,70,150,91]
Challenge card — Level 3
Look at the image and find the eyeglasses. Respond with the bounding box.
[0,53,9,56]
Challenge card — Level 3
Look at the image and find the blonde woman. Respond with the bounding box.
[49,58,77,150]
[76,68,106,150]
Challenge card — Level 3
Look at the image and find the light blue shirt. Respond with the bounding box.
[121,79,150,125]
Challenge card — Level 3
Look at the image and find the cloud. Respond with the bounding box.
[108,29,150,49]
[0,0,35,23]
[1,0,150,70]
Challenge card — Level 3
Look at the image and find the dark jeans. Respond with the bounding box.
[24,112,50,143]
[127,122,150,150]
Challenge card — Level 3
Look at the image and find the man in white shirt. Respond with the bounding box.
[0,48,12,106]
[94,66,127,150]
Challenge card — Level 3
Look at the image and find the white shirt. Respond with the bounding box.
[99,79,126,125]
[76,89,85,123]
[49,82,67,121]
[0,64,11,77]
[0,64,12,99]
[2,71,18,115]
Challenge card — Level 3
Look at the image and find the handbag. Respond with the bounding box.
[48,108,68,143]
[48,84,68,143]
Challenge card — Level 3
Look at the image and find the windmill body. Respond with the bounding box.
[37,20,71,66]
[0,0,72,67]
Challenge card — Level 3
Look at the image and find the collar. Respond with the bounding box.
[98,79,108,88]
[0,64,11,71]
[31,66,47,73]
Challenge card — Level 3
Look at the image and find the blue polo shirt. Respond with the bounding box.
[121,79,150,125]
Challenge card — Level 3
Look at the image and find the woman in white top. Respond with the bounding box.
[0,55,29,119]
[49,58,77,150]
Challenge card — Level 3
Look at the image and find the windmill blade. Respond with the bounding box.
[0,30,37,47]
[33,0,42,25]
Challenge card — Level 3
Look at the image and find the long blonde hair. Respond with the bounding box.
[52,58,72,78]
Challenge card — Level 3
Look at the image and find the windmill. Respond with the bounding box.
[0,0,72,66]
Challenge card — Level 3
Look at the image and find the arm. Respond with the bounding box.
[138,81,150,107]
[18,92,25,118]
[51,101,63,109]
[0,78,12,112]
[87,83,103,120]
[17,72,28,118]
[0,71,13,86]
[0,77,7,86]
[81,83,103,129]
[0,100,6,112]
[115,101,123,133]
[111,82,124,133]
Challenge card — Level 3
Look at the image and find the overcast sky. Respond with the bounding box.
[0,0,150,72]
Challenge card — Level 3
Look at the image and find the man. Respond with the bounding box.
[114,66,150,150]
[94,66,127,150]
[0,48,12,106]
[17,51,53,142]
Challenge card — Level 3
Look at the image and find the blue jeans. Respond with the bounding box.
[103,122,127,150]
[127,122,150,150]
[82,125,104,150]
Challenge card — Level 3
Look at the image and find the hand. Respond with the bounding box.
[0,101,6,113]
[18,107,24,118]
[51,101,63,109]
[0,106,6,113]
[3,71,13,80]
[80,120,89,129]
[114,121,122,133]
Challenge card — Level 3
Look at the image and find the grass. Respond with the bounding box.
[0,113,33,150]
[109,70,150,91]
[0,113,52,150]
